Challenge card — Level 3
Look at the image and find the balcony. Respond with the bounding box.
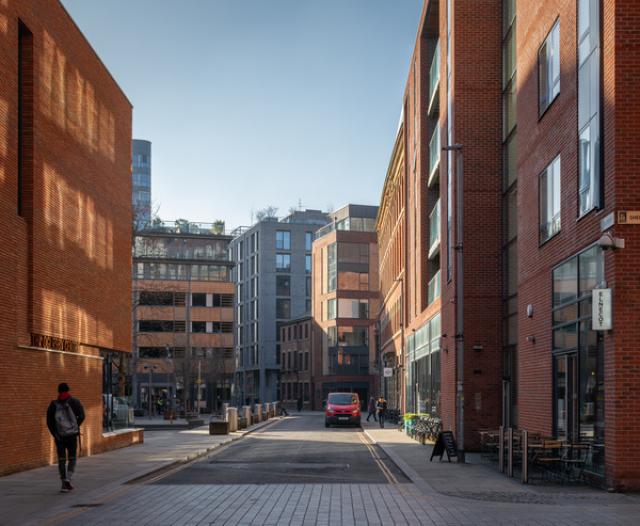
[428,199,441,259]
[427,40,440,116]
[428,270,441,306]
[428,126,440,187]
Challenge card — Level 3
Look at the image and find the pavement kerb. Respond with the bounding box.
[31,417,285,526]
[362,427,435,496]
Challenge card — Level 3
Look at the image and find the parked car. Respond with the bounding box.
[325,392,361,428]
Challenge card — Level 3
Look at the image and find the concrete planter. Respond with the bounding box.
[238,416,247,429]
[209,421,230,435]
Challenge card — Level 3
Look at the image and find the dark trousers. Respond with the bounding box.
[378,413,385,428]
[366,411,377,422]
[55,435,78,480]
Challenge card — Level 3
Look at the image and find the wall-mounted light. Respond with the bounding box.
[527,304,534,318]
[526,335,536,344]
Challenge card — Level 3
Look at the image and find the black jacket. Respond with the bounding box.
[46,397,85,439]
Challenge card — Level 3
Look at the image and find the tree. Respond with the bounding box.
[255,206,278,221]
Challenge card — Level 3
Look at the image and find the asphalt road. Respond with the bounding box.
[156,413,409,485]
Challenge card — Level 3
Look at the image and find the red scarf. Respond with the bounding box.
[58,391,71,402]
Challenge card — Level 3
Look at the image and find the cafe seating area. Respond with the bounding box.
[480,427,599,485]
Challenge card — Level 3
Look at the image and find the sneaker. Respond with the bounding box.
[60,481,70,493]
[62,479,74,492]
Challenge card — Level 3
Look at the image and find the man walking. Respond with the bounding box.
[366,396,377,422]
[46,383,85,493]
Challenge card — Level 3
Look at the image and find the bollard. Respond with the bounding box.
[242,405,252,426]
[522,430,529,484]
[498,426,504,473]
[254,404,262,423]
[264,402,271,419]
[507,427,514,478]
[273,401,279,416]
[222,403,229,420]
[227,407,238,432]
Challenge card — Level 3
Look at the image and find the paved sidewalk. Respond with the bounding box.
[0,418,281,526]
[362,420,640,506]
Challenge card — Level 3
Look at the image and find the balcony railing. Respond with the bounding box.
[428,126,440,187]
[428,200,441,259]
[428,270,441,306]
[140,220,232,237]
[428,40,440,115]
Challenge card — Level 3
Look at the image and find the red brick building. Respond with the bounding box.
[378,0,640,489]
[279,316,314,411]
[312,205,379,409]
[0,0,140,475]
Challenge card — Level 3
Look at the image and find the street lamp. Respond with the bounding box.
[143,364,159,417]
[443,143,465,463]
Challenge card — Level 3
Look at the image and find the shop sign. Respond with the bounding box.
[383,367,393,378]
[617,211,640,224]
[592,289,612,331]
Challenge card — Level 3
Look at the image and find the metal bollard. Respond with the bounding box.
[498,426,504,473]
[507,427,514,478]
[522,430,529,484]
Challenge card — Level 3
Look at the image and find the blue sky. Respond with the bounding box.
[61,0,422,228]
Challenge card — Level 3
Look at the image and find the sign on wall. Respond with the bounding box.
[383,367,393,378]
[592,289,612,331]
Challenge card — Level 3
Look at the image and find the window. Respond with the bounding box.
[338,299,369,319]
[138,320,185,333]
[192,321,206,333]
[251,277,258,298]
[305,232,313,251]
[192,293,206,307]
[327,243,337,292]
[276,299,290,319]
[305,255,312,274]
[578,0,602,215]
[338,243,369,265]
[327,299,337,320]
[305,276,311,297]
[539,20,560,115]
[276,231,291,250]
[338,327,368,346]
[276,253,291,271]
[276,275,290,296]
[539,156,561,242]
[212,294,233,307]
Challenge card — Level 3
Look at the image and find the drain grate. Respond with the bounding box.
[70,503,103,508]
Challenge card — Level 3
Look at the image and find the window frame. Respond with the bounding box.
[538,18,561,117]
[539,155,562,244]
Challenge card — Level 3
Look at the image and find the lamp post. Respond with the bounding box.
[443,143,465,463]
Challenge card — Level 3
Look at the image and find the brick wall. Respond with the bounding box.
[0,0,136,475]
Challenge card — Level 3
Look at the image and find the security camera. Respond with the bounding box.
[597,232,625,250]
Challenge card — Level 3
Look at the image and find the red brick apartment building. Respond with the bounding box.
[279,316,314,411]
[312,205,379,409]
[0,0,140,475]
[377,0,640,489]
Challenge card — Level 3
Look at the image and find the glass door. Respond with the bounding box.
[555,353,578,442]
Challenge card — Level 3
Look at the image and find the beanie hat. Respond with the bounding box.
[58,382,70,393]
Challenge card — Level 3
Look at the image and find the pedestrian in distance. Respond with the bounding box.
[366,396,377,422]
[376,396,388,429]
[46,383,85,493]
[297,395,303,412]
[280,400,289,416]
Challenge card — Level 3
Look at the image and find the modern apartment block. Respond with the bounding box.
[279,316,315,411]
[0,0,141,474]
[231,210,330,404]
[377,0,640,489]
[133,220,235,413]
[132,139,152,227]
[312,205,379,409]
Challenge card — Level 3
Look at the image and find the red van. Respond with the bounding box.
[324,392,361,427]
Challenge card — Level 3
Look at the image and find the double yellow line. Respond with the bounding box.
[358,432,399,485]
